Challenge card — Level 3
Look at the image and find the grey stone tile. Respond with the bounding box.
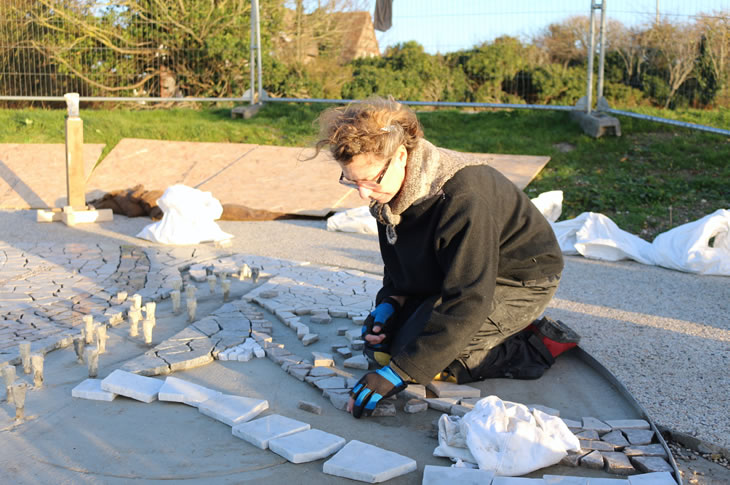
[197,394,269,427]
[622,444,667,458]
[627,472,677,485]
[422,465,495,485]
[312,352,334,367]
[492,478,546,485]
[343,355,368,370]
[560,451,585,467]
[603,451,637,475]
[624,429,655,446]
[580,450,604,469]
[297,400,322,415]
[322,440,417,483]
[580,439,616,452]
[232,414,310,449]
[630,456,673,474]
[371,400,396,417]
[543,476,588,484]
[268,428,346,463]
[576,429,601,440]
[404,399,428,414]
[314,376,348,391]
[606,419,650,430]
[71,378,117,401]
[426,397,460,413]
[584,478,629,485]
[427,381,480,399]
[602,430,630,448]
[528,404,560,417]
[157,376,221,406]
[582,417,612,434]
[401,384,427,400]
[309,366,337,378]
[100,369,164,403]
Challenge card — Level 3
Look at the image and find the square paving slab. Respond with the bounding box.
[100,369,163,403]
[422,465,495,485]
[197,394,269,427]
[71,378,117,401]
[157,376,221,406]
[268,428,346,464]
[232,414,310,450]
[322,439,417,483]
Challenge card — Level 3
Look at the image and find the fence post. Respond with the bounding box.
[254,0,263,105]
[249,1,256,104]
[597,0,607,102]
[585,1,597,114]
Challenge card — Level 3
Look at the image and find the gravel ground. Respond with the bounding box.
[2,210,729,455]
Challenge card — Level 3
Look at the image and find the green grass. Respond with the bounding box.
[1,103,727,240]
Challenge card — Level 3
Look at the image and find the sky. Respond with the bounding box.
[362,0,730,54]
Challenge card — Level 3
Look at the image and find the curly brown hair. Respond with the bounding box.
[313,96,423,164]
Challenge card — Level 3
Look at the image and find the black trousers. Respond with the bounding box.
[388,275,561,384]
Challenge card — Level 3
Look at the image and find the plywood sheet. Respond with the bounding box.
[0,144,104,209]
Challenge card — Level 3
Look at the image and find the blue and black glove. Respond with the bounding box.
[350,365,407,419]
[361,297,401,350]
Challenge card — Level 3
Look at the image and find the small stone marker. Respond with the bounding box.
[82,315,95,345]
[30,354,44,388]
[71,378,117,401]
[197,394,269,427]
[631,456,673,474]
[142,318,154,345]
[2,365,16,404]
[187,298,197,322]
[239,263,251,280]
[624,428,655,446]
[626,471,676,485]
[73,337,85,364]
[131,294,142,310]
[10,382,28,421]
[19,342,32,373]
[251,267,260,283]
[269,428,346,464]
[144,302,156,323]
[582,416,612,434]
[323,439,417,483]
[343,355,369,370]
[157,376,221,406]
[232,414,310,449]
[404,399,428,413]
[427,380,480,399]
[207,275,217,294]
[603,451,636,475]
[100,369,164,403]
[221,279,231,301]
[312,352,334,367]
[580,450,604,469]
[170,290,181,313]
[422,465,495,485]
[297,400,322,415]
[128,310,141,337]
[86,347,99,378]
[170,278,183,291]
[96,325,108,354]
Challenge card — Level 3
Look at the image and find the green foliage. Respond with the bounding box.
[528,64,586,105]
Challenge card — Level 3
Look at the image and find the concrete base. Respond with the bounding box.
[36,207,113,225]
[231,104,263,119]
[570,110,622,138]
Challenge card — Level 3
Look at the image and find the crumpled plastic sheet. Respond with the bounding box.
[326,190,730,276]
[136,184,233,245]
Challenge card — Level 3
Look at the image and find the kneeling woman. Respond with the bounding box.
[314,97,579,418]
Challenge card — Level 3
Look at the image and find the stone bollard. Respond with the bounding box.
[11,383,28,421]
[131,294,142,311]
[239,263,251,281]
[83,315,95,344]
[31,354,44,388]
[116,291,128,304]
[144,302,157,328]
[187,298,197,323]
[73,337,86,364]
[2,365,16,405]
[129,309,141,337]
[142,318,154,345]
[171,278,182,291]
[86,347,99,378]
[19,342,31,374]
[207,274,217,294]
[221,279,231,302]
[251,267,260,283]
[170,290,181,314]
[96,325,108,354]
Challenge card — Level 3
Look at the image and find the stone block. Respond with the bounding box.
[345,328,361,342]
[580,439,616,452]
[297,400,322,415]
[310,313,332,324]
[603,451,637,475]
[630,456,673,474]
[350,339,365,351]
[100,369,164,403]
[607,419,650,430]
[371,400,396,417]
[624,429,655,446]
[343,355,369,370]
[404,399,428,414]
[71,378,117,401]
[560,451,585,467]
[312,352,334,367]
[427,381,480,399]
[325,389,350,411]
[623,444,667,458]
[119,353,171,376]
[337,327,348,336]
[528,404,560,417]
[314,376,348,391]
[422,465,495,485]
[197,394,269,427]
[602,430,630,448]
[627,472,677,485]
[309,366,336,378]
[336,347,353,358]
[323,440,417,483]
[562,418,582,429]
[426,397,460,413]
[269,428,346,464]
[576,429,600,440]
[158,376,221,406]
[580,450,604,469]
[288,365,311,382]
[232,414,310,449]
[301,334,319,346]
[582,417,612,434]
[401,384,427,400]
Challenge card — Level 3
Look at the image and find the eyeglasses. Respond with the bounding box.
[339,157,392,190]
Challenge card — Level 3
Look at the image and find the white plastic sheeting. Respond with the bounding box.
[136,185,233,245]
[326,191,730,276]
[434,396,580,476]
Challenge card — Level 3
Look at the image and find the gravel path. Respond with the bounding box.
[1,210,728,452]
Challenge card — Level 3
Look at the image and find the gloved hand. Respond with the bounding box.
[362,297,401,349]
[349,365,407,419]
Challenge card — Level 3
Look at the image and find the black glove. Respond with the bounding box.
[361,297,401,350]
[350,366,407,418]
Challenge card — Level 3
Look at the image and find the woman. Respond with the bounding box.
[314,97,579,418]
